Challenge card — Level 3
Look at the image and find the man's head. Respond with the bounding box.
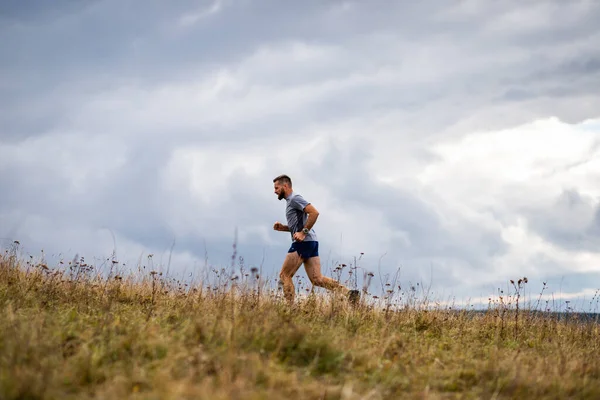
[273,174,292,200]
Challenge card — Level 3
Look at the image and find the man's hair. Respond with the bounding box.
[273,174,292,187]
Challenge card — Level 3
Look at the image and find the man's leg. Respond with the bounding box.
[303,255,350,295]
[279,251,303,304]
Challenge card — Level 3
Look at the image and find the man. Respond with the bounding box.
[272,174,360,305]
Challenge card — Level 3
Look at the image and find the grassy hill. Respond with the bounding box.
[1,248,599,399]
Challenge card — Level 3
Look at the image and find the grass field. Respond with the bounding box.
[1,245,599,399]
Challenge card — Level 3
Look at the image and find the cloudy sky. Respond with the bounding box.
[2,0,600,309]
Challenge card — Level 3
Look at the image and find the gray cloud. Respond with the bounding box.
[2,0,600,303]
[522,189,600,253]
[303,137,511,289]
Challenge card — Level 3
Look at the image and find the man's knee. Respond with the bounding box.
[279,270,293,282]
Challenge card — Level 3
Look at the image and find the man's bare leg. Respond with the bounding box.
[279,251,303,304]
[303,256,350,295]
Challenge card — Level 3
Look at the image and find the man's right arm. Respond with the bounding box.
[274,222,290,231]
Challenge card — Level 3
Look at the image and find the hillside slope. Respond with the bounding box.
[1,251,599,399]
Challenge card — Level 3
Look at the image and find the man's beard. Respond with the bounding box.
[278,191,285,200]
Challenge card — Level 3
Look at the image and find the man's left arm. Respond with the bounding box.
[302,203,319,231]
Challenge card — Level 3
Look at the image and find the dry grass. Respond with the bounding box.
[1,244,600,399]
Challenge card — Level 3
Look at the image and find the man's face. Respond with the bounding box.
[274,182,286,200]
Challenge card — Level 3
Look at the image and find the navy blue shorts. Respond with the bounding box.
[288,240,319,259]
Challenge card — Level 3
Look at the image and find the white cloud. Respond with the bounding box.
[413,117,600,284]
[420,117,600,203]
[178,0,222,27]
[482,1,594,34]
[0,131,128,196]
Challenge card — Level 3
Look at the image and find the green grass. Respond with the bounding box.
[1,249,599,399]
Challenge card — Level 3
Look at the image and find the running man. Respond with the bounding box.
[272,174,360,305]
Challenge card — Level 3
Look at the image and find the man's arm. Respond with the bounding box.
[302,203,319,231]
[273,221,290,231]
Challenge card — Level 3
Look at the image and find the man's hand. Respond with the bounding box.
[273,221,287,231]
[293,231,306,241]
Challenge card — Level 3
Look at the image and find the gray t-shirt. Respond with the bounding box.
[285,192,317,242]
